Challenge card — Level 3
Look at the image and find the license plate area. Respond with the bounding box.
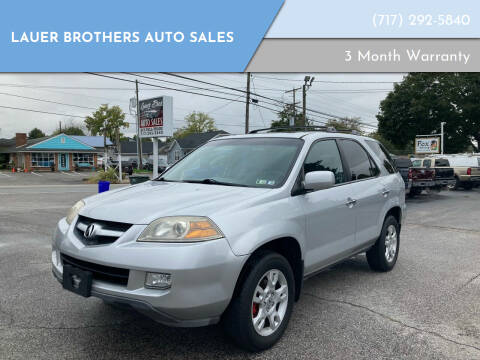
[63,264,92,297]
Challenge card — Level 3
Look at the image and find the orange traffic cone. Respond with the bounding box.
[12,167,15,173]
[24,168,28,173]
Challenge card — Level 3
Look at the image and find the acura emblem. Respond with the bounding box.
[84,224,98,239]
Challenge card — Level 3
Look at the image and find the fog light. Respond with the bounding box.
[145,272,172,289]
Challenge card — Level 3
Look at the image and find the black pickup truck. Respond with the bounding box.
[393,157,436,196]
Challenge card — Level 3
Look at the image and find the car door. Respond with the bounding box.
[337,139,386,246]
[295,139,357,275]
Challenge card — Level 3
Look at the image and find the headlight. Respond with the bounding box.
[137,216,224,243]
[66,200,85,225]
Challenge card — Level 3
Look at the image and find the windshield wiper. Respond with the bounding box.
[182,178,249,187]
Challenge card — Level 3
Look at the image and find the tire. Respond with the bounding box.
[463,182,473,190]
[366,216,400,272]
[449,177,460,191]
[223,251,295,352]
[409,187,421,197]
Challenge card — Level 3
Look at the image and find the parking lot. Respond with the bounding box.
[0,180,479,359]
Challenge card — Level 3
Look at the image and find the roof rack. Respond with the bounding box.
[248,126,361,136]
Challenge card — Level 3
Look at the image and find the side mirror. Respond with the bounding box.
[303,171,335,191]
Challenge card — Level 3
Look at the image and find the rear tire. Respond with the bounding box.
[366,216,400,272]
[408,187,422,197]
[223,251,295,352]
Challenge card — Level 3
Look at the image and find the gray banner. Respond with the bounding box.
[246,39,479,72]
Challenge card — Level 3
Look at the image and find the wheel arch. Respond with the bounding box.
[232,237,304,303]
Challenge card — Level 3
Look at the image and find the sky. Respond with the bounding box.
[0,73,405,139]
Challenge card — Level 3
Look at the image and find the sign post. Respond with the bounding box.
[138,96,173,178]
[415,136,440,155]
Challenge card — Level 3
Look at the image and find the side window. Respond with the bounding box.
[304,140,345,184]
[423,159,431,168]
[365,140,396,174]
[339,140,375,181]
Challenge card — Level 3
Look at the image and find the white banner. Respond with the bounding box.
[415,137,440,154]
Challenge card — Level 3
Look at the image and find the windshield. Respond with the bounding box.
[161,137,303,188]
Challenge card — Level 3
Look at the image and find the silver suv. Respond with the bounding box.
[52,130,405,351]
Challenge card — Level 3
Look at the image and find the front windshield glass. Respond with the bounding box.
[161,137,303,188]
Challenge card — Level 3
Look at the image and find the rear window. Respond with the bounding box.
[435,158,450,167]
[411,159,422,167]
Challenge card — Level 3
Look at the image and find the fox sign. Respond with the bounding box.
[139,96,173,138]
[415,137,440,154]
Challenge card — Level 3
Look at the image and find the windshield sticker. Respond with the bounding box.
[256,179,267,185]
[267,180,276,185]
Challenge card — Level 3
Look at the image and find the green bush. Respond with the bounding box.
[89,168,120,184]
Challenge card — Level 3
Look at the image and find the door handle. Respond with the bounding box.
[345,198,357,208]
[382,189,390,197]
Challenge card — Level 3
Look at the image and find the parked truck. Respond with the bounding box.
[393,157,435,196]
[438,155,480,190]
[411,157,456,191]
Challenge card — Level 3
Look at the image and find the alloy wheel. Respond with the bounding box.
[251,269,288,336]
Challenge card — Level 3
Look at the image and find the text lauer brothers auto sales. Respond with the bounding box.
[10,31,235,43]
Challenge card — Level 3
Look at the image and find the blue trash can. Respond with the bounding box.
[98,181,110,193]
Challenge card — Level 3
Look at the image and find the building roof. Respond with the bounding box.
[70,136,113,147]
[176,130,229,150]
[2,134,103,153]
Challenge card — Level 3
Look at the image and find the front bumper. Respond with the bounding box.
[52,217,247,327]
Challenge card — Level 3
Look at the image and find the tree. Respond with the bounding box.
[174,111,217,138]
[28,127,46,139]
[325,117,362,133]
[377,73,480,153]
[85,105,128,169]
[271,104,308,129]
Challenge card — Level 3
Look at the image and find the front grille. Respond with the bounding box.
[61,253,129,286]
[75,215,132,246]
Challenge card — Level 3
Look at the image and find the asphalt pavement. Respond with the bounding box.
[0,181,479,359]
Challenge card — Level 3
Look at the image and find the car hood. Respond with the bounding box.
[81,181,271,224]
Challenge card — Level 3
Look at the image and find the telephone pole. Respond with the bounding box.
[285,87,301,127]
[245,72,251,134]
[302,76,315,127]
[441,121,446,154]
[135,79,143,170]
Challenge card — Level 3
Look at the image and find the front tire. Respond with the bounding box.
[366,216,400,272]
[223,251,295,352]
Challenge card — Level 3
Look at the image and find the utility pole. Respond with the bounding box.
[441,121,446,154]
[245,72,251,134]
[59,121,62,133]
[285,87,301,127]
[116,127,122,182]
[135,79,143,170]
[302,76,315,128]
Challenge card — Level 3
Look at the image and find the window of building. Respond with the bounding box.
[339,140,376,180]
[73,153,94,166]
[304,140,345,184]
[31,153,55,167]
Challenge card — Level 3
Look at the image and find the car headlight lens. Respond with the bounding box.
[66,200,85,225]
[137,216,224,242]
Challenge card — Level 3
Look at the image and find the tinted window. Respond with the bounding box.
[412,159,422,167]
[365,140,396,174]
[423,159,431,168]
[435,158,450,167]
[393,157,412,168]
[304,140,345,184]
[339,140,375,180]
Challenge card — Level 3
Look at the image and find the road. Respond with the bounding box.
[0,183,479,359]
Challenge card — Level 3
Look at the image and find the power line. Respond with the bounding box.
[86,73,284,115]
[0,91,98,110]
[0,105,87,118]
[254,75,401,84]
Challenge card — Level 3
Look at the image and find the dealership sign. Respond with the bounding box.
[139,96,173,138]
[415,137,440,154]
